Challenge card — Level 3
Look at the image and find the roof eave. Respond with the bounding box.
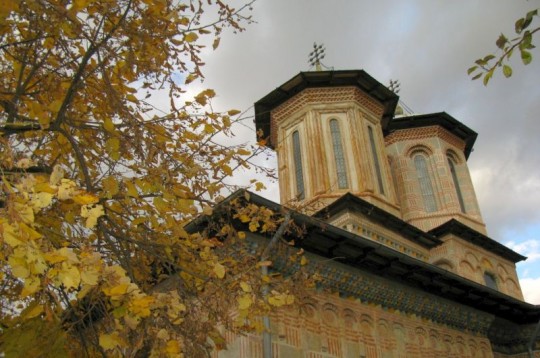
[254,70,399,149]
[385,112,478,159]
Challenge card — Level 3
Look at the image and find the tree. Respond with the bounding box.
[468,8,539,84]
[0,1,308,356]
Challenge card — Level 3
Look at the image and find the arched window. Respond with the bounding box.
[368,126,385,195]
[484,272,498,290]
[413,154,437,212]
[329,119,348,189]
[292,130,305,199]
[447,154,465,213]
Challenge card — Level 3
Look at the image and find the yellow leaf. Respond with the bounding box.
[237,231,246,239]
[106,137,120,161]
[73,192,99,205]
[240,281,252,293]
[103,283,130,297]
[238,215,250,223]
[2,223,24,247]
[48,99,63,113]
[21,301,43,319]
[300,256,308,266]
[80,204,105,228]
[80,269,99,286]
[99,332,123,351]
[57,179,78,200]
[222,164,232,176]
[268,291,295,307]
[129,295,154,317]
[50,165,64,186]
[19,222,42,241]
[21,277,41,297]
[14,202,34,224]
[228,109,241,116]
[212,37,220,50]
[57,263,81,289]
[213,262,226,279]
[202,205,213,216]
[156,328,169,341]
[166,340,180,354]
[124,314,140,330]
[102,176,119,198]
[34,182,57,194]
[184,32,198,43]
[236,148,251,156]
[126,94,139,103]
[9,255,30,278]
[153,197,169,213]
[125,180,139,198]
[237,294,252,310]
[103,117,115,133]
[248,221,259,232]
[204,123,215,134]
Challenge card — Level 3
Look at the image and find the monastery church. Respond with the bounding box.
[212,66,540,357]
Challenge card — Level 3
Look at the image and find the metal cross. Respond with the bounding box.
[388,79,401,94]
[308,43,326,71]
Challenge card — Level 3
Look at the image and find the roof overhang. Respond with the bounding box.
[254,70,399,149]
[386,112,478,159]
[313,192,441,249]
[188,190,538,325]
[429,219,527,263]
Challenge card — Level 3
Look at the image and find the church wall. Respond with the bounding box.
[215,292,495,358]
[430,234,524,300]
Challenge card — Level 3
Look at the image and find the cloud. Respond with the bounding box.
[506,240,540,264]
[520,277,540,304]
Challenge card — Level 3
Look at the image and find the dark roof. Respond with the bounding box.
[386,112,478,159]
[254,70,399,149]
[191,190,539,325]
[429,219,526,263]
[313,192,442,249]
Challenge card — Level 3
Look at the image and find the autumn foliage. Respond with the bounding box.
[0,0,306,356]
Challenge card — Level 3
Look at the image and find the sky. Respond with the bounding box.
[173,0,540,303]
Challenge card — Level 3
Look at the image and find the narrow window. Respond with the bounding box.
[368,126,385,195]
[292,131,305,199]
[414,154,437,212]
[329,119,348,189]
[448,156,465,213]
[484,272,498,290]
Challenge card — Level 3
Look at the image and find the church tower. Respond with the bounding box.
[385,112,487,234]
[254,70,401,216]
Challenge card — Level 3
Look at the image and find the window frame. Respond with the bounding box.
[329,118,348,189]
[292,130,305,200]
[413,152,438,212]
[368,126,385,195]
[447,152,466,213]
